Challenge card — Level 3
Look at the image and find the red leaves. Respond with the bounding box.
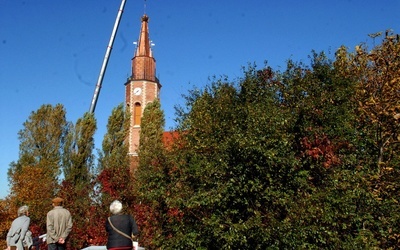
[133,203,157,247]
[301,134,340,169]
[167,207,184,223]
[97,167,131,198]
[97,168,116,197]
[83,214,108,247]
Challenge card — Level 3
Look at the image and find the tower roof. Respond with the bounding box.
[135,14,152,57]
[129,13,158,83]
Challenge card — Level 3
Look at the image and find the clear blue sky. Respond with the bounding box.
[1,0,399,198]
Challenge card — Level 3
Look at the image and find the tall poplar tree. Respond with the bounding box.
[62,112,96,186]
[7,104,69,229]
[90,103,132,247]
[97,103,131,204]
[59,111,97,248]
[134,99,167,248]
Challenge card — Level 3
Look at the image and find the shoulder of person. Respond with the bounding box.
[121,214,133,219]
[16,215,29,222]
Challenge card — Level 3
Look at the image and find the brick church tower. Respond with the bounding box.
[125,14,160,167]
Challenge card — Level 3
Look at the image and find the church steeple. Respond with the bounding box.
[131,14,157,83]
[136,15,152,57]
[125,14,161,163]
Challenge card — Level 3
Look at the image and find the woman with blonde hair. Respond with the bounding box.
[6,205,31,250]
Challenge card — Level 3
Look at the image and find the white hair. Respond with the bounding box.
[18,205,29,216]
[110,200,123,215]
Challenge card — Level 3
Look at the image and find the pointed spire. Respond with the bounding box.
[135,14,152,57]
[130,14,157,82]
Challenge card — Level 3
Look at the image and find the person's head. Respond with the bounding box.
[52,197,64,207]
[109,200,123,215]
[18,205,29,216]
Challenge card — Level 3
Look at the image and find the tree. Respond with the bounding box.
[134,99,167,249]
[94,104,132,245]
[0,198,17,250]
[335,31,400,247]
[160,67,304,249]
[59,112,97,248]
[154,52,393,248]
[7,104,69,232]
[97,104,132,202]
[271,51,383,248]
[335,31,400,168]
[62,112,96,186]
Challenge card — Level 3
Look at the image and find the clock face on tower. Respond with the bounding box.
[133,87,142,96]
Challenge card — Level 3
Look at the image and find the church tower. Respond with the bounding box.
[125,14,160,166]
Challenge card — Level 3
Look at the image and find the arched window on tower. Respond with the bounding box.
[134,102,141,126]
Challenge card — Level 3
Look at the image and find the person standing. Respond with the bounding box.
[6,205,31,250]
[46,197,73,250]
[105,200,139,250]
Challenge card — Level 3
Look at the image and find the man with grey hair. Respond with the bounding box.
[6,205,31,250]
[46,197,73,250]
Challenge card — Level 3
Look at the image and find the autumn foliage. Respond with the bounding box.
[2,31,400,249]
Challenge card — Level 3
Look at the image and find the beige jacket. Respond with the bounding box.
[46,206,73,244]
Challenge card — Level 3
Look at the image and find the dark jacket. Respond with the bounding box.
[106,214,139,249]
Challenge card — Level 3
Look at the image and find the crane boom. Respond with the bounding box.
[89,0,127,113]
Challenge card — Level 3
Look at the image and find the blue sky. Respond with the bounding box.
[1,0,399,199]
